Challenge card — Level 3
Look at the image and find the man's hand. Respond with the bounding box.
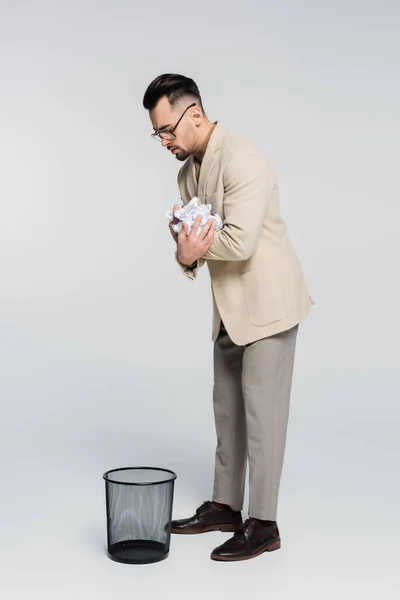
[177,215,215,266]
[169,203,180,243]
[169,222,179,243]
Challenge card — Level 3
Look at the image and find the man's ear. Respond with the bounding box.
[192,106,203,126]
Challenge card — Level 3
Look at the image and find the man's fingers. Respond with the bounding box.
[203,222,215,251]
[197,218,216,242]
[199,218,213,239]
[179,220,189,237]
[205,238,213,253]
[205,220,216,240]
[169,223,178,241]
[190,215,203,236]
[172,204,181,225]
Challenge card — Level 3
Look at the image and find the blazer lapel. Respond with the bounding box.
[197,123,226,202]
[186,156,198,200]
[182,122,226,202]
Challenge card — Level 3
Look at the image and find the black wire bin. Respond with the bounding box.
[102,467,177,564]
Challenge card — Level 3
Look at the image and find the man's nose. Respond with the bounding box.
[161,137,169,148]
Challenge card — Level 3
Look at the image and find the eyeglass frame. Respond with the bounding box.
[151,102,197,142]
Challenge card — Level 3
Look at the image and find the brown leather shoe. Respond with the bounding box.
[170,501,242,534]
[210,518,281,561]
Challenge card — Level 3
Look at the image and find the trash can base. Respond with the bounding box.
[108,540,169,564]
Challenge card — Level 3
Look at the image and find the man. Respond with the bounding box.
[142,74,314,562]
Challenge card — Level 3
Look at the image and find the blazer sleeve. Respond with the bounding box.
[174,251,205,280]
[201,146,276,262]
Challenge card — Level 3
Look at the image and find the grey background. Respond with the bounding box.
[0,0,399,598]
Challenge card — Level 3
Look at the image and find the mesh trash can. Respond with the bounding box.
[102,467,177,564]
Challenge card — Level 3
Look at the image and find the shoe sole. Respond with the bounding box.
[171,524,240,535]
[210,538,281,561]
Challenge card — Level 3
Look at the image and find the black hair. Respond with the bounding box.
[143,73,204,112]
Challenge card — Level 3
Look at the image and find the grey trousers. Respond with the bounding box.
[212,322,299,520]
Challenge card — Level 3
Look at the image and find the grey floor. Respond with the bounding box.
[1,361,398,600]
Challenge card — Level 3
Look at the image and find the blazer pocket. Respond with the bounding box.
[240,268,289,327]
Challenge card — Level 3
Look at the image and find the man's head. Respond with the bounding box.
[143,73,210,161]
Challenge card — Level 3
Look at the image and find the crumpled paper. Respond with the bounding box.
[166,196,224,236]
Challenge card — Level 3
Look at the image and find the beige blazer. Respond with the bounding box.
[175,122,315,345]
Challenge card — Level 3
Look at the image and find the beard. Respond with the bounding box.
[174,149,191,162]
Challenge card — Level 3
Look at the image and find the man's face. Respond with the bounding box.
[149,96,197,162]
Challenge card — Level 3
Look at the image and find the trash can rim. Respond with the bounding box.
[102,466,177,486]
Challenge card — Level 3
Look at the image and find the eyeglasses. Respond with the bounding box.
[151,103,196,142]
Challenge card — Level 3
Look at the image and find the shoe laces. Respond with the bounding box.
[196,501,212,515]
[235,518,254,536]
